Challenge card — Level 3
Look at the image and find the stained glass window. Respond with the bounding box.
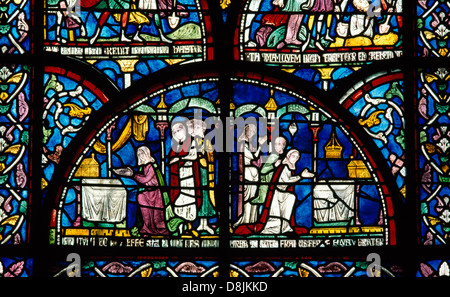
[0,0,447,288]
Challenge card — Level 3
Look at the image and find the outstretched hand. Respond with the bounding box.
[113,167,133,177]
[300,168,315,179]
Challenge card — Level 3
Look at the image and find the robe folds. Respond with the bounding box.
[234,164,307,235]
[134,163,169,235]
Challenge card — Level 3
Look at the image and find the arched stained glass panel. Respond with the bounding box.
[229,73,398,248]
[49,74,220,248]
[1,0,449,284]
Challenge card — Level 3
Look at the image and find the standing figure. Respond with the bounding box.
[233,124,266,228]
[113,146,170,235]
[244,0,265,46]
[55,0,87,43]
[349,0,386,38]
[187,119,216,235]
[86,0,152,44]
[279,0,311,48]
[260,149,314,234]
[87,0,132,44]
[252,136,287,206]
[304,0,337,51]
[168,121,203,236]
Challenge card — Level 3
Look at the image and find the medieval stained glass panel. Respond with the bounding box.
[229,73,397,248]
[0,0,447,282]
[49,75,220,248]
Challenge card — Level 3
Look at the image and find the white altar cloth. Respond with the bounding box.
[313,182,355,223]
[81,179,127,223]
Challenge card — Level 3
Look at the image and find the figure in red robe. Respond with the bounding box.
[168,121,204,236]
[234,149,314,235]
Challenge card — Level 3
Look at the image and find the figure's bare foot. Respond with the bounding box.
[284,38,303,46]
[315,41,325,51]
[89,29,100,45]
[133,34,143,42]
[121,33,131,42]
[325,34,335,42]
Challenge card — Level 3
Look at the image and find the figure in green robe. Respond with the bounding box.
[252,136,287,205]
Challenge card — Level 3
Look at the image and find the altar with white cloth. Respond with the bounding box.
[81,179,127,223]
[313,181,355,225]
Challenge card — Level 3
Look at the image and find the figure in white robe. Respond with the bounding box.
[261,149,314,234]
[349,0,376,38]
[169,122,201,236]
[233,124,266,228]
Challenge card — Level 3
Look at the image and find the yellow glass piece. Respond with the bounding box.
[74,153,99,178]
[347,159,371,179]
[298,268,310,278]
[373,32,399,46]
[65,228,90,236]
[265,90,278,111]
[157,94,168,109]
[358,110,384,128]
[344,36,372,47]
[63,103,92,119]
[1,215,20,226]
[325,130,343,159]
[141,267,153,277]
